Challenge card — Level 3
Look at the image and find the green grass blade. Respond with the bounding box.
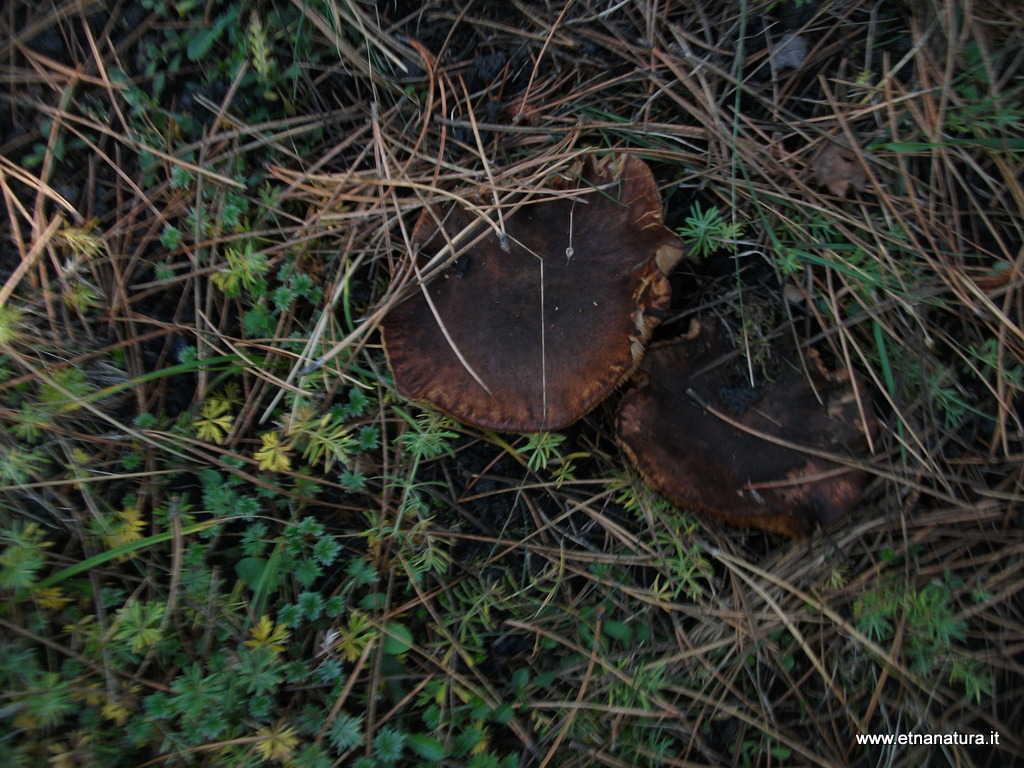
[29,519,222,593]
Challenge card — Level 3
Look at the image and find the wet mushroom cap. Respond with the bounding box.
[381,154,684,432]
[616,322,876,537]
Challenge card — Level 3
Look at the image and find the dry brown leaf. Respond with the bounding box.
[813,143,869,197]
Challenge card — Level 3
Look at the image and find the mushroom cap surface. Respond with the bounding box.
[616,322,876,537]
[381,154,684,432]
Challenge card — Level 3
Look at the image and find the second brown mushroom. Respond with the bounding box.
[616,321,877,537]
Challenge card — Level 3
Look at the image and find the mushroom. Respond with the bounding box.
[616,321,876,537]
[381,154,685,432]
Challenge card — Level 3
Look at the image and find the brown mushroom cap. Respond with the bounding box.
[381,154,684,432]
[616,321,876,537]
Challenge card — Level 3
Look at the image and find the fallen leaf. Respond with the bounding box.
[813,143,869,197]
[770,33,809,71]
